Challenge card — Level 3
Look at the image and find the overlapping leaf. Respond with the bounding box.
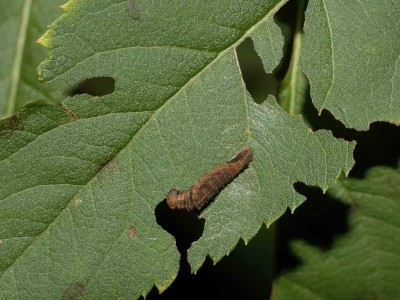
[0,0,353,298]
[302,0,400,130]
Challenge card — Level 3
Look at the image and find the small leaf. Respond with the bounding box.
[273,167,400,300]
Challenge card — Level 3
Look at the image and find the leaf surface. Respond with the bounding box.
[0,0,66,117]
[272,167,400,300]
[302,0,400,130]
[0,0,353,298]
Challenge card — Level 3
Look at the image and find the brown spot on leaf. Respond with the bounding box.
[129,226,136,238]
[356,290,380,300]
[0,112,22,136]
[63,282,86,300]
[127,0,141,20]
[0,240,3,245]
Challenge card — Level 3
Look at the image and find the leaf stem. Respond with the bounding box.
[7,0,32,116]
[287,0,305,116]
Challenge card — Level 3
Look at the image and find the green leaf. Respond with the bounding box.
[0,0,67,118]
[301,0,400,130]
[273,166,400,299]
[0,0,354,298]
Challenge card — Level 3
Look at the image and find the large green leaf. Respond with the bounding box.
[302,0,400,130]
[273,166,400,299]
[0,0,353,298]
[0,0,66,118]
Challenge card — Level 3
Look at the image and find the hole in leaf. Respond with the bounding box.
[155,200,205,254]
[235,0,304,105]
[275,183,351,275]
[154,200,204,290]
[68,77,115,97]
[146,222,274,299]
[236,38,279,103]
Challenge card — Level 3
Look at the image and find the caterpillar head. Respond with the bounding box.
[166,189,178,209]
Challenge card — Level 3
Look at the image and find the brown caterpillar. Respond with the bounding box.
[167,148,253,211]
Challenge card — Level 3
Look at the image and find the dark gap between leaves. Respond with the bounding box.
[235,0,303,105]
[275,182,351,276]
[68,77,115,97]
[309,113,400,178]
[276,120,400,274]
[273,0,305,81]
[348,122,400,178]
[275,119,400,275]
